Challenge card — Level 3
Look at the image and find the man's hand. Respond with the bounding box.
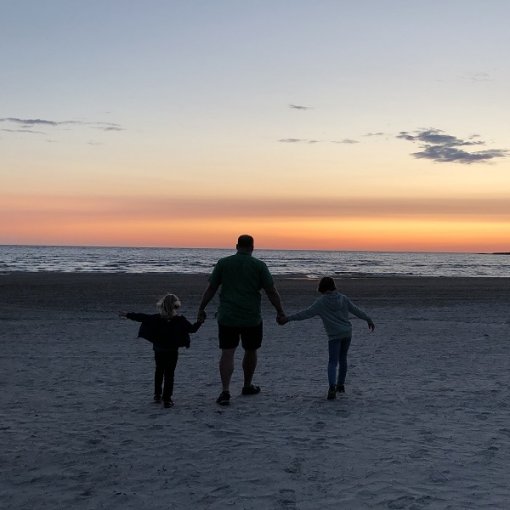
[197,309,207,323]
[276,313,288,325]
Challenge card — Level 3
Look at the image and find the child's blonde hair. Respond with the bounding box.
[157,293,181,318]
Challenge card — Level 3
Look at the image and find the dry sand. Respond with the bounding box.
[1,273,510,509]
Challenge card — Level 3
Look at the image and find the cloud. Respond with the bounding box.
[94,122,123,131]
[289,104,312,110]
[413,146,507,164]
[279,138,360,145]
[0,117,123,133]
[398,128,507,164]
[2,128,45,134]
[397,129,482,147]
[278,138,322,144]
[463,72,492,82]
[331,139,359,144]
[0,117,59,127]
[364,132,385,137]
[278,138,307,143]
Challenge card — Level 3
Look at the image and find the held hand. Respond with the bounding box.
[197,309,207,323]
[368,321,375,332]
[276,313,288,325]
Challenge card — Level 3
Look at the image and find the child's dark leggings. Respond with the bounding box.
[328,337,351,387]
[154,350,179,400]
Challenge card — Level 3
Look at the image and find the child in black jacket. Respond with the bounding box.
[120,293,203,408]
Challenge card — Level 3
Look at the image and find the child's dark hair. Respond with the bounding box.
[318,276,336,293]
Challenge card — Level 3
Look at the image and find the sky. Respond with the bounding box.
[1,0,510,252]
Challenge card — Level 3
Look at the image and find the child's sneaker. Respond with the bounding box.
[241,384,261,396]
[327,385,337,400]
[216,390,231,405]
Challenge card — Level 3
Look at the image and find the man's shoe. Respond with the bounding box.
[163,399,174,408]
[327,385,337,400]
[241,385,261,396]
[216,391,231,406]
[153,394,162,403]
[336,384,345,393]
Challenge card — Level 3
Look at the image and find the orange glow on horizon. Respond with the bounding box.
[2,211,509,253]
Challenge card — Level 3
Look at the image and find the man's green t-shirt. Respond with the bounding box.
[209,252,274,327]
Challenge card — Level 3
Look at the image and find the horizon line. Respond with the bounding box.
[0,242,498,255]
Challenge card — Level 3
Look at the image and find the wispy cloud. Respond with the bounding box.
[0,117,123,133]
[278,138,307,143]
[279,138,360,145]
[331,139,359,144]
[278,138,324,144]
[1,117,59,127]
[2,128,45,134]
[463,71,492,82]
[94,122,123,131]
[289,104,312,110]
[364,132,385,137]
[397,128,507,164]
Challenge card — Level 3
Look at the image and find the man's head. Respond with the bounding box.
[236,234,254,253]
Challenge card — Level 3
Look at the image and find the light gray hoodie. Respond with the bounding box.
[287,291,373,340]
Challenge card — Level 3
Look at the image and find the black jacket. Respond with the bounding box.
[126,313,201,351]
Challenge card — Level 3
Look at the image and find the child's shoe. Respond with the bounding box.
[241,384,261,395]
[327,385,336,400]
[216,390,231,405]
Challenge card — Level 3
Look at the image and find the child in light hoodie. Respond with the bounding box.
[279,277,374,400]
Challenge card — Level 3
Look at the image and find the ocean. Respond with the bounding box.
[0,245,508,277]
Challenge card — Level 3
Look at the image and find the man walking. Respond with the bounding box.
[197,234,285,405]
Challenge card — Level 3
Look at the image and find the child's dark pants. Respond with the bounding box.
[154,350,179,401]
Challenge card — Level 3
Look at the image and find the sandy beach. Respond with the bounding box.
[1,273,509,509]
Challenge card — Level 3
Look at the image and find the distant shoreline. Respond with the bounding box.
[1,270,509,279]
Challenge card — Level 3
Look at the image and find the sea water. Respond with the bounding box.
[0,245,509,277]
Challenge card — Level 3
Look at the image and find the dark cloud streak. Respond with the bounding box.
[0,117,123,133]
[2,128,45,134]
[289,104,312,110]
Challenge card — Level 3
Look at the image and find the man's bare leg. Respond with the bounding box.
[219,348,236,391]
[242,349,257,387]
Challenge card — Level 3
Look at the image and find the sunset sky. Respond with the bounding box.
[2,1,510,251]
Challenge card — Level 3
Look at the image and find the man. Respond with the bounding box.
[197,234,285,405]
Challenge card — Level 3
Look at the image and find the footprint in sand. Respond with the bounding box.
[277,488,297,509]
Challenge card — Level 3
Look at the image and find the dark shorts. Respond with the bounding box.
[218,322,263,350]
